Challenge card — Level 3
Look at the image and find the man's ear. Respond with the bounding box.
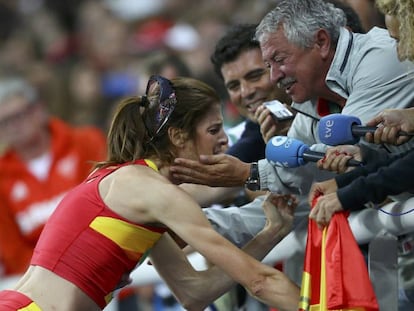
[314,28,331,59]
[168,127,187,148]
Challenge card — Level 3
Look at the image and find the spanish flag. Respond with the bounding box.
[298,199,379,311]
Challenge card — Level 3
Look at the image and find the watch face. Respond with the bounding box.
[245,162,259,191]
[246,180,259,191]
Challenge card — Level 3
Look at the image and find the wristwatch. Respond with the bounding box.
[245,162,260,191]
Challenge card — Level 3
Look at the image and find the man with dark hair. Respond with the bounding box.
[211,23,292,163]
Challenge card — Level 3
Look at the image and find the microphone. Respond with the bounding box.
[318,113,414,145]
[265,136,363,168]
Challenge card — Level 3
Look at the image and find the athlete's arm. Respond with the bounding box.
[149,190,299,311]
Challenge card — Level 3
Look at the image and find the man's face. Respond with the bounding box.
[221,48,285,122]
[260,27,325,104]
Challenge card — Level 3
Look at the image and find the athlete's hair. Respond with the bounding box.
[95,76,220,168]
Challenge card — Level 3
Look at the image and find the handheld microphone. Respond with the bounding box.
[318,113,414,145]
[265,136,363,168]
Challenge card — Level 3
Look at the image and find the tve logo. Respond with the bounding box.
[322,119,334,138]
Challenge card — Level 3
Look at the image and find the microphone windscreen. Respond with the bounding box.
[318,114,361,145]
[265,136,308,168]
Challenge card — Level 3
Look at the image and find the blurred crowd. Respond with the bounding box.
[0,0,279,132]
[1,1,399,311]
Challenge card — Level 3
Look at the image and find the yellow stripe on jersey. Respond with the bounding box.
[90,216,163,260]
[18,302,42,311]
[144,159,158,171]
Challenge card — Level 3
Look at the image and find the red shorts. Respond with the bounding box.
[0,290,41,310]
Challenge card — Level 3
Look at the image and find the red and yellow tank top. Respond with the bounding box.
[31,159,167,309]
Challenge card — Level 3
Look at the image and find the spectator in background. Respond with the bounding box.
[67,62,105,128]
[210,23,292,162]
[326,0,366,34]
[136,50,194,95]
[375,0,414,63]
[0,76,106,279]
[341,0,386,32]
[143,51,193,80]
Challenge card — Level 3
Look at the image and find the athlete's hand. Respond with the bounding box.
[262,192,297,238]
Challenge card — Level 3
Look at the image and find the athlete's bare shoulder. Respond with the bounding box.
[99,163,178,223]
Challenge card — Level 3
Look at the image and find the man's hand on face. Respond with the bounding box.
[170,154,251,187]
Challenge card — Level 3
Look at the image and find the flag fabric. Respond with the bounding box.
[298,197,379,311]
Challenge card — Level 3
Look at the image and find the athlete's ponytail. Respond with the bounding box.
[94,96,148,168]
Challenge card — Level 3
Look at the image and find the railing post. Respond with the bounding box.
[368,231,399,311]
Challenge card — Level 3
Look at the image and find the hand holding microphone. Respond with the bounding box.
[366,108,414,145]
[318,113,414,146]
[318,145,362,174]
[265,136,363,168]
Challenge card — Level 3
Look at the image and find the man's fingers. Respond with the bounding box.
[309,207,317,219]
[170,165,208,184]
[170,173,205,185]
[170,165,196,176]
[366,115,383,127]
